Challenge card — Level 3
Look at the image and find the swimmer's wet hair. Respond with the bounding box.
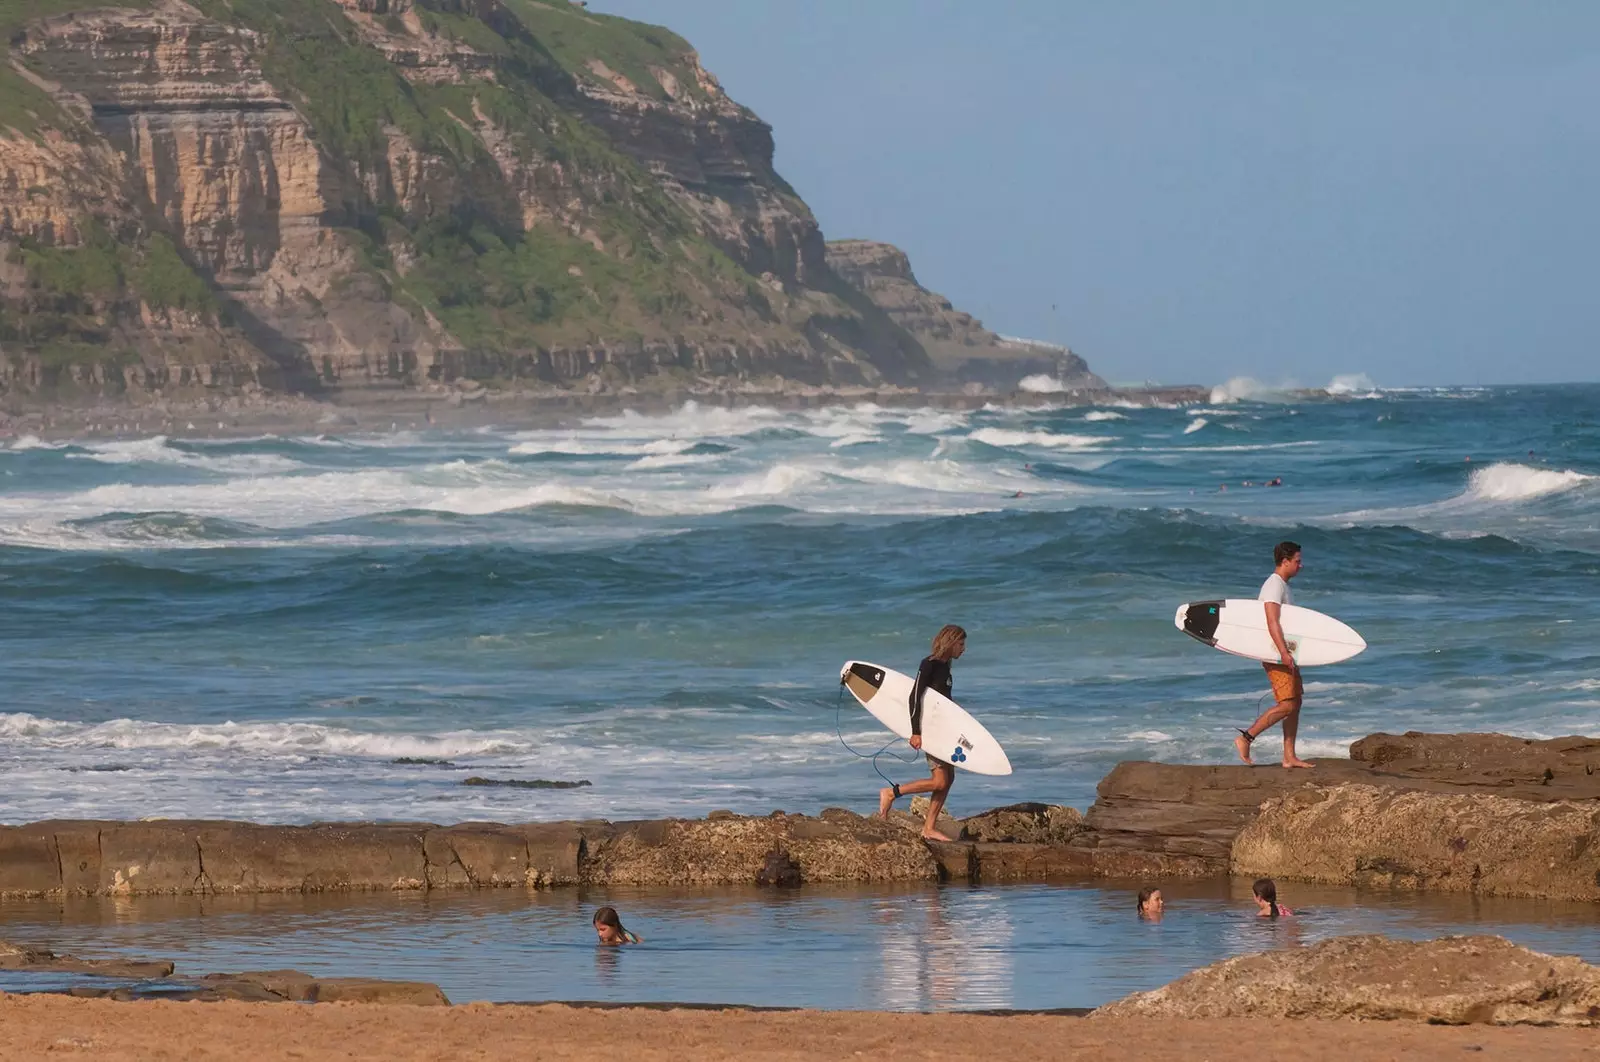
[1136,886,1159,912]
[931,624,967,660]
[1253,877,1281,918]
[593,905,641,942]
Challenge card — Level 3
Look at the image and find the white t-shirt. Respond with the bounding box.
[1259,572,1293,606]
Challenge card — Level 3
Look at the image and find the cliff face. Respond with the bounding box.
[826,239,1105,392]
[0,0,931,402]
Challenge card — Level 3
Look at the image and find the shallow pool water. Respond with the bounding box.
[3,879,1598,1010]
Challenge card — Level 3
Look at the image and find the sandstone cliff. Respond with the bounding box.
[825,238,1106,392]
[0,0,941,403]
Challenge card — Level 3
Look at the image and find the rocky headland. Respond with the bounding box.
[2,731,1596,901]
[0,0,1110,412]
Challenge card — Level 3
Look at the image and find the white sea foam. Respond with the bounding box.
[6,434,67,451]
[0,712,533,760]
[1208,377,1294,404]
[626,451,725,471]
[968,428,1113,449]
[1183,418,1209,434]
[1018,374,1068,394]
[1327,372,1379,396]
[509,436,696,458]
[1081,411,1127,421]
[1465,462,1593,502]
[72,436,304,474]
[901,409,970,435]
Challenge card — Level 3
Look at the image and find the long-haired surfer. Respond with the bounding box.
[1233,541,1314,769]
[877,624,967,841]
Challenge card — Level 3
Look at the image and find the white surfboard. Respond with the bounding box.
[1175,599,1366,666]
[839,660,1012,776]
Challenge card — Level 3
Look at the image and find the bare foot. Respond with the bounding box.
[877,787,895,817]
[1282,757,1314,769]
[1234,732,1254,765]
[921,829,954,842]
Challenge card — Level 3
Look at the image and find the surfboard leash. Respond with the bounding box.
[834,684,920,789]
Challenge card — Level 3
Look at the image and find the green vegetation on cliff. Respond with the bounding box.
[0,0,151,134]
[177,0,778,355]
[1,0,926,395]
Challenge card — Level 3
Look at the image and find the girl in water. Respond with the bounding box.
[1252,878,1293,918]
[1137,886,1165,920]
[593,906,642,944]
[877,624,967,841]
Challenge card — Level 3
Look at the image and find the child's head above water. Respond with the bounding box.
[592,906,641,945]
[1136,886,1164,918]
[1252,877,1285,918]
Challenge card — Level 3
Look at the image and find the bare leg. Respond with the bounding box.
[922,764,956,841]
[1236,700,1295,764]
[879,775,944,818]
[1280,701,1312,768]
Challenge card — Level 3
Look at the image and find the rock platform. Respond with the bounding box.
[0,732,1595,901]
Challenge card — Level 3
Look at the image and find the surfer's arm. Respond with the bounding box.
[1264,602,1295,668]
[908,663,931,741]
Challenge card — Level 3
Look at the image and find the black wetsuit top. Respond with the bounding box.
[908,655,952,738]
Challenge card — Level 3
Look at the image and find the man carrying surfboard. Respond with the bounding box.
[1233,542,1314,769]
[877,624,966,840]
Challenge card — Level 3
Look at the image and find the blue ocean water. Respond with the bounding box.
[1,383,1597,824]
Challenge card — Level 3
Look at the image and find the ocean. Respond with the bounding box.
[1,382,1597,826]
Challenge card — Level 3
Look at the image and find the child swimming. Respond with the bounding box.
[1252,878,1293,918]
[592,906,642,944]
[1136,886,1164,919]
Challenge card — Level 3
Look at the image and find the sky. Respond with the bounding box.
[590,2,1597,387]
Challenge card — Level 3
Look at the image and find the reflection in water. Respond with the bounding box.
[875,888,1014,1011]
[593,944,621,985]
[1,880,1597,1011]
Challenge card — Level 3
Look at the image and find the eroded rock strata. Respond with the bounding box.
[824,239,1106,391]
[0,0,1078,404]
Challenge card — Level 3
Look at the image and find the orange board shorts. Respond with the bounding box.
[1263,663,1304,704]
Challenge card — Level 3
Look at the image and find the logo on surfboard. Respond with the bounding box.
[950,746,967,763]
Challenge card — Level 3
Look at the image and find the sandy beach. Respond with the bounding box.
[1,997,1596,1062]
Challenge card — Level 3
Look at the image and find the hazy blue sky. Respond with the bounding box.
[592,2,1596,386]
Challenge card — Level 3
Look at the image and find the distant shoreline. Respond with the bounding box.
[0,385,1210,442]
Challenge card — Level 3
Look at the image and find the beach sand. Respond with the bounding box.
[2,997,1596,1061]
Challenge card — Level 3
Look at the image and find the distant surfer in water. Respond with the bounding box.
[1233,541,1314,769]
[877,624,967,841]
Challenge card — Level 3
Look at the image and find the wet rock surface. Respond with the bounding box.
[1092,935,1600,1025]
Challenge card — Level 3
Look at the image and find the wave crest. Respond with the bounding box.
[1466,462,1593,502]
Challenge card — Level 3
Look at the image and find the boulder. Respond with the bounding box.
[1232,784,1600,901]
[1079,761,1366,865]
[960,802,1084,844]
[1092,935,1600,1025]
